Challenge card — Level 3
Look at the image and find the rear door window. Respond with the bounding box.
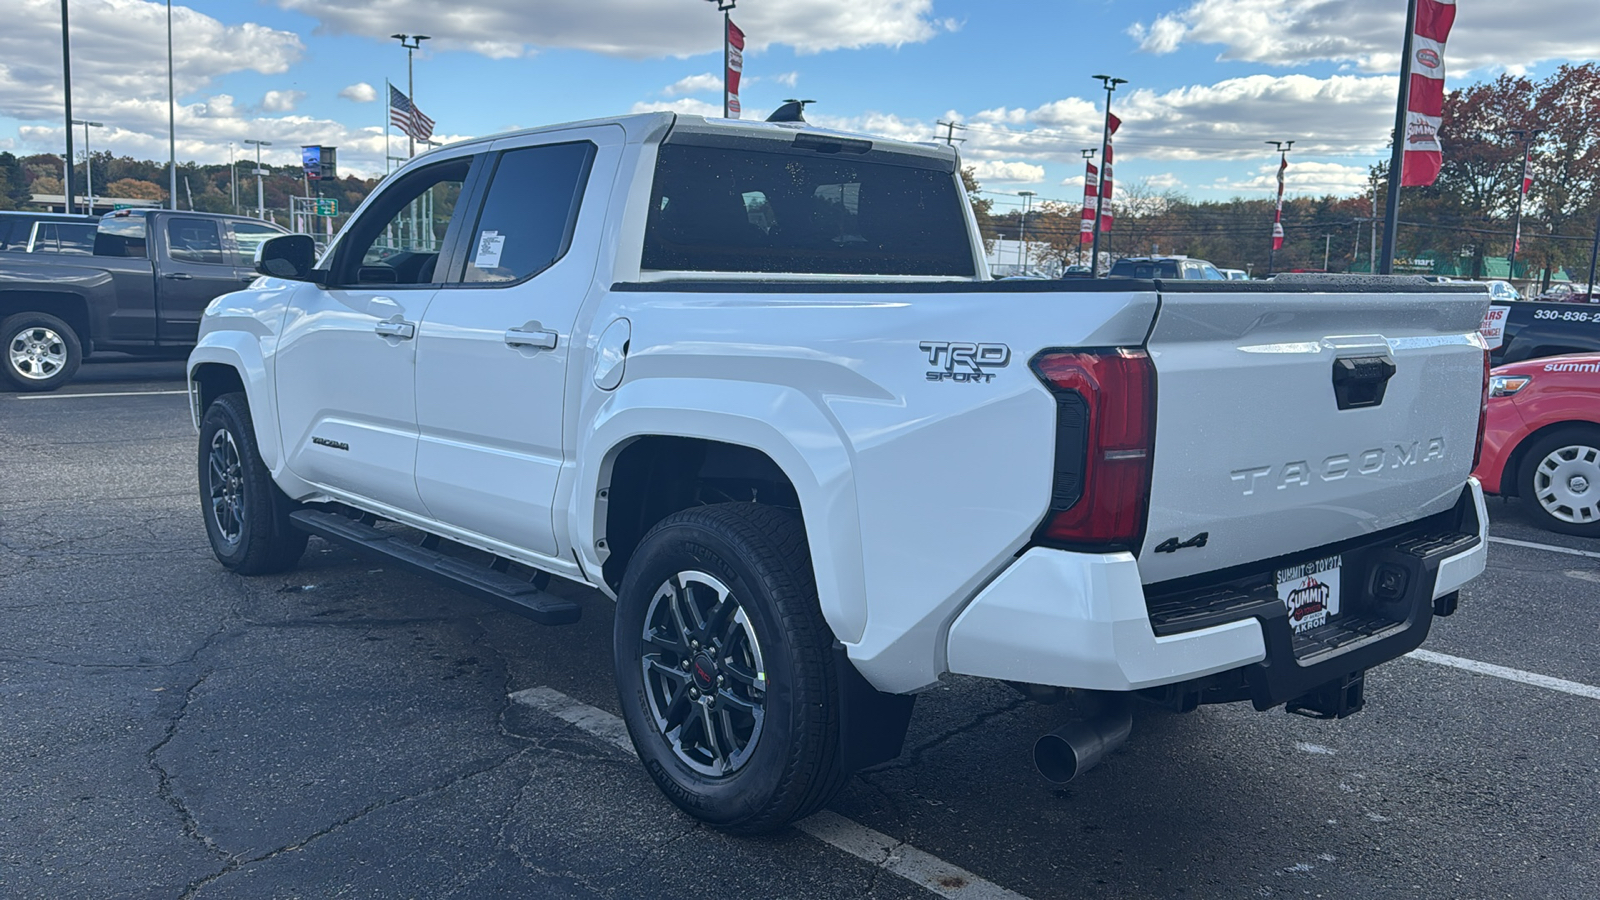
[228,220,286,266]
[457,141,596,285]
[642,142,974,276]
[29,222,96,254]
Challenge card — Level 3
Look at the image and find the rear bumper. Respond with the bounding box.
[945,480,1487,701]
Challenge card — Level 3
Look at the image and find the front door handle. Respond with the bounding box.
[162,272,193,281]
[374,320,416,340]
[504,328,558,351]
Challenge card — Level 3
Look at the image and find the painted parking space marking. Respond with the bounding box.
[509,686,1031,900]
[12,389,188,400]
[1408,649,1600,701]
[1488,536,1600,561]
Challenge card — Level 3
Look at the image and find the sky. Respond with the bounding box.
[4,0,1599,217]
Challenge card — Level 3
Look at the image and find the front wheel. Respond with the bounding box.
[613,503,845,834]
[1519,425,1600,537]
[1,312,82,392]
[198,392,308,573]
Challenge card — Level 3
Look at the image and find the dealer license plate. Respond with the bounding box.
[1276,555,1341,633]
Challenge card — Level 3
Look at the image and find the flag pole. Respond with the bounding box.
[1379,0,1419,275]
[1089,75,1126,277]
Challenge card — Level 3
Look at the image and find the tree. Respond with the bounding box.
[960,166,995,247]
[103,178,167,201]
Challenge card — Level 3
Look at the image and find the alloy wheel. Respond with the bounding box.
[7,326,67,381]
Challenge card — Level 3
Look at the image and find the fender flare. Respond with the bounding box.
[570,376,870,644]
[187,332,279,470]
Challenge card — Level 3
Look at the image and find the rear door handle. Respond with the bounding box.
[504,329,558,350]
[374,320,416,340]
[162,272,193,281]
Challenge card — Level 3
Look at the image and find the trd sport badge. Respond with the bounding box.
[920,341,1011,383]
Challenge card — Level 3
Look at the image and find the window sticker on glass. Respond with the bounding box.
[474,231,506,269]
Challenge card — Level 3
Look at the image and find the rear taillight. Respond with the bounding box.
[1474,349,1490,469]
[1031,348,1155,547]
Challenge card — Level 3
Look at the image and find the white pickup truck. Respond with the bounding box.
[188,112,1490,833]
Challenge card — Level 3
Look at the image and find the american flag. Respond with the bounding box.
[389,83,436,142]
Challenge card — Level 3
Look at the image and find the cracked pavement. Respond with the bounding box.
[3,358,1598,899]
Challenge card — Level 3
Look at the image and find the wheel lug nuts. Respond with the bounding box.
[716,675,725,685]
[689,688,700,698]
[681,660,691,670]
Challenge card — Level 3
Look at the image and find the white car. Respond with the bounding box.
[188,112,1490,832]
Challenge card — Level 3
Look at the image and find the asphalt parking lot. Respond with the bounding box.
[3,358,1598,899]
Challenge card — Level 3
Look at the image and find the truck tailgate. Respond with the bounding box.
[1137,281,1488,584]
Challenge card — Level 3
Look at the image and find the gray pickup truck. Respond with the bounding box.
[1,209,286,391]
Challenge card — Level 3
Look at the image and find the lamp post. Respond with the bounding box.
[1323,233,1333,272]
[60,0,76,214]
[1090,75,1126,276]
[703,0,737,118]
[1506,127,1544,280]
[166,0,177,210]
[228,141,238,215]
[70,119,102,215]
[1017,190,1036,273]
[390,33,430,158]
[244,139,270,219]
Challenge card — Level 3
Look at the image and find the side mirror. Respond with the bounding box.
[255,234,318,281]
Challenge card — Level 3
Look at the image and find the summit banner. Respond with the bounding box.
[1401,0,1456,186]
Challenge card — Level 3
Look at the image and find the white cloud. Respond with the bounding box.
[966,160,1046,184]
[1129,0,1600,75]
[771,71,800,88]
[339,82,377,103]
[629,97,730,119]
[1211,160,1374,196]
[663,74,722,97]
[261,90,306,113]
[274,0,948,59]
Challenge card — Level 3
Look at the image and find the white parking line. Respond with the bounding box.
[1488,536,1600,560]
[509,686,1031,900]
[12,389,188,400]
[1408,649,1600,701]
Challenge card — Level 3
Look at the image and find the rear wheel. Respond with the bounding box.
[613,503,845,834]
[1,312,82,392]
[198,392,308,573]
[1519,426,1600,537]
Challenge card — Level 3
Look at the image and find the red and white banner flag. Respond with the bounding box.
[1099,114,1121,233]
[1272,154,1287,251]
[1515,145,1532,253]
[1401,0,1456,186]
[1079,161,1099,244]
[726,19,745,119]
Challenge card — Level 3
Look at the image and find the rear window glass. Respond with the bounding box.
[1109,260,1180,279]
[95,214,148,258]
[167,218,227,265]
[642,143,974,276]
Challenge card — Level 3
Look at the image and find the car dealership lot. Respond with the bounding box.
[3,361,1597,900]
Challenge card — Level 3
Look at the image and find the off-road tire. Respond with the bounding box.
[613,503,846,834]
[198,392,308,574]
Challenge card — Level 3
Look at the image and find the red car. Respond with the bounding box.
[1474,353,1600,536]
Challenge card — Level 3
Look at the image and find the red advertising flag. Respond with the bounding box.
[726,19,745,119]
[1080,161,1099,244]
[1401,0,1456,186]
[1521,146,1533,195]
[1099,113,1121,233]
[1272,155,1287,251]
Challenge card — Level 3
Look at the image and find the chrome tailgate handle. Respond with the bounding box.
[504,328,558,350]
[374,320,415,340]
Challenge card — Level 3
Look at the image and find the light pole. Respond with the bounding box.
[245,139,270,219]
[166,0,177,210]
[1017,190,1036,273]
[228,141,238,215]
[390,33,430,158]
[1266,140,1294,275]
[1323,233,1333,272]
[1090,75,1126,276]
[1506,127,1544,281]
[703,0,737,118]
[70,119,102,214]
[60,0,76,214]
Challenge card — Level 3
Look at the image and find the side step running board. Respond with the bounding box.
[289,509,581,626]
